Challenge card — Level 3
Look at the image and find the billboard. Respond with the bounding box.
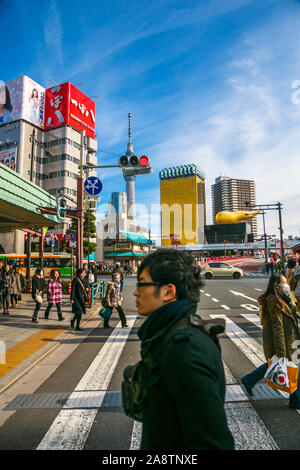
[0,76,45,127]
[0,147,17,171]
[44,82,95,138]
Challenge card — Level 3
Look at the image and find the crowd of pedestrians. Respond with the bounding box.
[0,260,24,315]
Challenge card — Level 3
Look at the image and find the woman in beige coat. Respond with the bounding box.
[102,273,128,328]
[10,266,21,308]
[242,274,300,409]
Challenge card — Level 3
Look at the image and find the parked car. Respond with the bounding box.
[201,262,243,279]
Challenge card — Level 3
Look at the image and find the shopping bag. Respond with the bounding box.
[265,356,299,394]
[99,307,112,321]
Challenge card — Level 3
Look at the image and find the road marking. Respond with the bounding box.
[255,288,263,292]
[36,315,137,450]
[212,298,219,302]
[205,293,211,297]
[130,421,143,450]
[225,402,279,450]
[221,305,230,310]
[229,290,258,303]
[240,313,261,328]
[240,304,260,312]
[210,314,265,368]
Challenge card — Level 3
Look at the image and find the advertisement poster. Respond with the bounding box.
[0,147,17,171]
[44,82,96,138]
[0,76,45,127]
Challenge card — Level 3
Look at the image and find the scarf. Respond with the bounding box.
[138,299,195,350]
[114,281,121,293]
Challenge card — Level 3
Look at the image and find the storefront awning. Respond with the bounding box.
[0,163,59,230]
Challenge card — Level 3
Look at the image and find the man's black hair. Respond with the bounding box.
[137,249,203,303]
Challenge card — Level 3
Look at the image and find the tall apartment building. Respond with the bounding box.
[211,176,258,236]
[160,164,206,246]
[0,76,97,254]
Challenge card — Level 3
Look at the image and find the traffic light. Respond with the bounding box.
[57,197,67,221]
[118,155,152,176]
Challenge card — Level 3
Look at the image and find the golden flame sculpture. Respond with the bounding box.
[215,210,262,224]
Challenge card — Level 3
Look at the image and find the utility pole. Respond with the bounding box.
[77,130,85,270]
[278,201,285,260]
[262,211,268,264]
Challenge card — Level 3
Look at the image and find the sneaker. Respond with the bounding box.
[58,317,65,321]
[241,377,253,396]
[75,327,83,331]
[32,318,39,323]
[122,324,129,328]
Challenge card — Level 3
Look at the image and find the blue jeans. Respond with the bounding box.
[243,362,300,407]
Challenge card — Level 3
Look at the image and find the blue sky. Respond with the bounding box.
[2,0,300,241]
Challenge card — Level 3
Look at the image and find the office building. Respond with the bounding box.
[160,164,206,246]
[0,76,98,253]
[211,176,258,236]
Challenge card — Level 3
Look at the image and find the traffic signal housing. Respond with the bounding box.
[57,197,67,221]
[118,155,152,176]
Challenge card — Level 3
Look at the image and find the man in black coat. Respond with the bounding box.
[130,250,234,450]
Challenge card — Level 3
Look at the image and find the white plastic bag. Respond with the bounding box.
[264,356,289,387]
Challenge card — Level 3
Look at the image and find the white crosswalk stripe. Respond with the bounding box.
[35,309,294,451]
[36,316,137,450]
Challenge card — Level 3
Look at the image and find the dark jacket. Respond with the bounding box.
[137,300,234,450]
[70,277,86,315]
[32,275,46,300]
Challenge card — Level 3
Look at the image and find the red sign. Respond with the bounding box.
[44,82,96,138]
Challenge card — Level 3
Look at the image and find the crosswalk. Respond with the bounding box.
[243,273,268,278]
[3,304,300,450]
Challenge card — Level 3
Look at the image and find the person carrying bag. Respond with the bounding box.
[101,272,128,328]
[32,267,46,323]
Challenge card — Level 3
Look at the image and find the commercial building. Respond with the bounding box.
[0,76,98,254]
[204,222,253,244]
[160,164,206,246]
[211,176,258,237]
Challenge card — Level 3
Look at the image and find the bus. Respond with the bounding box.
[0,253,76,277]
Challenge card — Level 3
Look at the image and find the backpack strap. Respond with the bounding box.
[144,309,226,366]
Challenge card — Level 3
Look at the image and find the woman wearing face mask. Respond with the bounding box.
[32,267,46,323]
[242,274,300,409]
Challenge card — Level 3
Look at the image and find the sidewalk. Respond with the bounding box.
[0,293,101,391]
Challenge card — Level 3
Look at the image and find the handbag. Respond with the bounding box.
[265,356,299,394]
[35,290,43,304]
[99,307,112,321]
[18,294,22,301]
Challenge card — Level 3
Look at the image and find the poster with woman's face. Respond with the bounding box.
[0,76,45,128]
[0,148,17,171]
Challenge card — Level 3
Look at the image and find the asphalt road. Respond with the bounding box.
[0,273,300,451]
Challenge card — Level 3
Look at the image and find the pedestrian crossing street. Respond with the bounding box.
[22,303,298,451]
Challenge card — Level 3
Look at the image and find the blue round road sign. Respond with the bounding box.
[84,176,103,196]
